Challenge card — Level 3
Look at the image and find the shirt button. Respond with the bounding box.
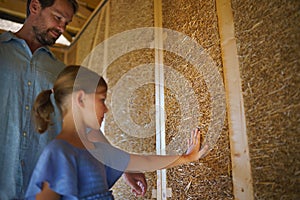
[28,81,32,86]
[25,105,29,110]
[23,131,27,137]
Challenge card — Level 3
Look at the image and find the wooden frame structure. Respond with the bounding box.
[216,0,254,199]
[54,0,255,199]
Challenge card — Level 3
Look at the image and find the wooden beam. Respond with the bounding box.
[0,0,26,19]
[87,3,105,67]
[70,0,108,46]
[102,1,110,71]
[66,15,86,34]
[91,6,105,49]
[76,5,92,20]
[77,0,102,10]
[154,0,168,199]
[216,0,254,199]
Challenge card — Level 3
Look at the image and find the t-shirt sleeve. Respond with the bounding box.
[104,165,124,189]
[90,142,130,188]
[25,142,78,199]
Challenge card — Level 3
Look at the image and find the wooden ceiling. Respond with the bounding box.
[0,0,103,44]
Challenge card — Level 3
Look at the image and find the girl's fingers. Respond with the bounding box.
[190,129,195,144]
[194,128,200,146]
[190,128,199,145]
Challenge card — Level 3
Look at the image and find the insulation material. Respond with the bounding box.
[162,0,233,199]
[231,0,300,199]
[53,0,300,199]
[102,1,156,199]
[75,4,106,65]
[108,0,154,36]
[104,49,157,199]
[66,0,233,199]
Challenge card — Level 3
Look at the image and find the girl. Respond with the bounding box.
[25,65,208,200]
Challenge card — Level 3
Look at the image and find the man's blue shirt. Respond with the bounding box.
[0,31,64,199]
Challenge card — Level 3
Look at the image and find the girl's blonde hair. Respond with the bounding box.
[33,65,107,133]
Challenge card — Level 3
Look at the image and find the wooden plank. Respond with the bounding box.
[216,0,254,199]
[66,15,86,34]
[70,0,108,46]
[0,0,26,19]
[87,4,105,68]
[77,0,102,10]
[76,5,92,20]
[92,6,105,48]
[102,2,110,72]
[154,0,167,199]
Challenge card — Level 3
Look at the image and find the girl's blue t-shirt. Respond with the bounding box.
[25,139,130,200]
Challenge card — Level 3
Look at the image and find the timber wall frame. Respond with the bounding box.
[216,0,253,199]
[53,0,254,199]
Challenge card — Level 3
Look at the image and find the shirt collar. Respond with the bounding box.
[0,31,15,42]
[0,31,57,60]
[39,45,57,59]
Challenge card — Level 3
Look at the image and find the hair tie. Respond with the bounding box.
[51,88,54,94]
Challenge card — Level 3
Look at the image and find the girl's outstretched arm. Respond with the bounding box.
[126,128,208,172]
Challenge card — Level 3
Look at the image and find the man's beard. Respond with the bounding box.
[33,26,61,46]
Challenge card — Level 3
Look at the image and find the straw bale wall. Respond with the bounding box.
[59,0,300,199]
[105,0,156,199]
[231,0,300,199]
[105,49,157,200]
[162,0,232,199]
[63,0,233,199]
[103,1,156,199]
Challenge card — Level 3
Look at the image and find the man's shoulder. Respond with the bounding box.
[0,31,13,42]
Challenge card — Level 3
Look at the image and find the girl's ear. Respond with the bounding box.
[29,0,42,15]
[75,90,85,108]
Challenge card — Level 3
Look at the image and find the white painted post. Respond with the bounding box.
[154,0,167,199]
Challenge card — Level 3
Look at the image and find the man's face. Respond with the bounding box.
[32,0,74,46]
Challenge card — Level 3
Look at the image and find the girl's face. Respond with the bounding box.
[94,88,108,127]
[83,87,108,130]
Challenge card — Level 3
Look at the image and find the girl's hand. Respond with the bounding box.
[185,128,209,162]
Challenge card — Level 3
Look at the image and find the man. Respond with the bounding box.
[0,0,146,199]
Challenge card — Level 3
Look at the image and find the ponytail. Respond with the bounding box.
[32,65,107,133]
[33,89,54,133]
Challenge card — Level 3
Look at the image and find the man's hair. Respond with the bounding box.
[26,0,79,17]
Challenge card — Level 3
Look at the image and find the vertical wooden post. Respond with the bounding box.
[103,1,110,74]
[87,4,105,67]
[216,0,254,199]
[154,0,167,199]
